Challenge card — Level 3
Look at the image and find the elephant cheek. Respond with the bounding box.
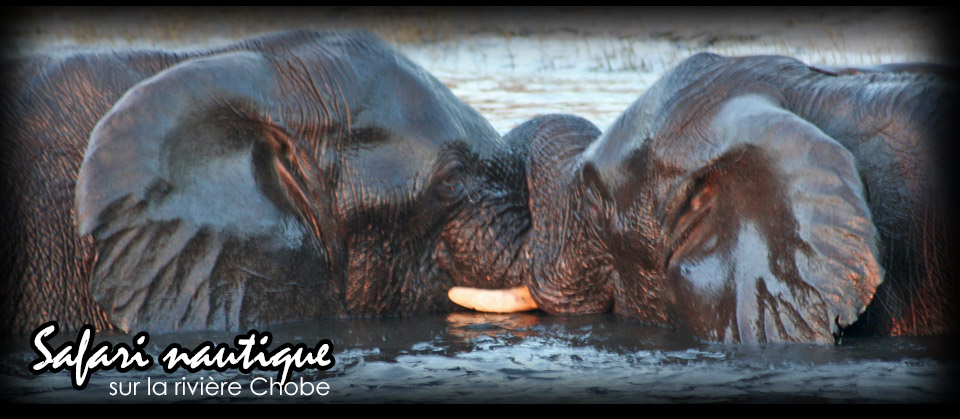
[434,239,466,284]
[666,253,740,342]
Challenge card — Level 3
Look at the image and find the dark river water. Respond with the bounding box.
[2,313,956,403]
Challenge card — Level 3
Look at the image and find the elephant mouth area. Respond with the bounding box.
[435,238,516,287]
[433,232,540,313]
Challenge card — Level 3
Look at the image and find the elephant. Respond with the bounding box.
[450,53,955,344]
[1,30,532,335]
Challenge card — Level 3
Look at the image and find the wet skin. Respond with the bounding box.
[500,53,955,343]
[4,37,953,344]
[2,30,531,334]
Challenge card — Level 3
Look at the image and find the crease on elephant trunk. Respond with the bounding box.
[435,146,532,291]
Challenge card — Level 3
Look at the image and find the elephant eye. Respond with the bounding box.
[434,158,468,202]
[663,175,716,253]
[437,171,466,200]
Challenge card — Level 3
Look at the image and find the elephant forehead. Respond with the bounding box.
[332,79,502,210]
[334,136,451,219]
[345,78,500,159]
[342,134,438,188]
[651,94,787,170]
[580,72,718,194]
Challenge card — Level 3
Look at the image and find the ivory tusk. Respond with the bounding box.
[448,286,539,313]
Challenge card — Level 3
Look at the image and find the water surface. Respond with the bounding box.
[2,314,956,403]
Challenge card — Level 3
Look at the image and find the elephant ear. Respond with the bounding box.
[76,52,344,333]
[658,93,883,344]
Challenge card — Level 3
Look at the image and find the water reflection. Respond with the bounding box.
[445,312,541,341]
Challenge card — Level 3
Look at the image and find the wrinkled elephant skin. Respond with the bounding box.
[2,30,531,334]
[479,53,955,343]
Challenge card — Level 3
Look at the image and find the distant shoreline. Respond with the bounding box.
[3,7,950,62]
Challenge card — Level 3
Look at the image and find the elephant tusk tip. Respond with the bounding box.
[448,286,539,313]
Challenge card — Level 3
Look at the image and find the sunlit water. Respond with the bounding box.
[396,35,933,133]
[3,22,955,403]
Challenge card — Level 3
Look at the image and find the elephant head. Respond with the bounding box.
[453,53,953,343]
[74,30,529,333]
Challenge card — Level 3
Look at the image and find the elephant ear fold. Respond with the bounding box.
[76,52,344,333]
[663,93,883,344]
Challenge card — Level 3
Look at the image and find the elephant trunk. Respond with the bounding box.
[448,114,618,315]
[436,150,531,291]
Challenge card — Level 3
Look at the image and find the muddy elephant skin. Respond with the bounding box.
[503,53,955,343]
[1,30,531,334]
